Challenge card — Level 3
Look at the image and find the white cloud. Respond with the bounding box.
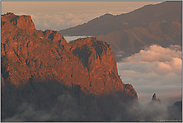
[152,62,172,75]
[122,45,182,63]
[117,45,182,106]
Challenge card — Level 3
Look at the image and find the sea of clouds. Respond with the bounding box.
[117,44,182,106]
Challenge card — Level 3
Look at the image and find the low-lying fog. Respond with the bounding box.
[64,36,182,106]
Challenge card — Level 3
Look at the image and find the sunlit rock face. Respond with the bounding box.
[1,12,137,98]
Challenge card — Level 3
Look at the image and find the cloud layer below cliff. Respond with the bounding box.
[117,45,182,106]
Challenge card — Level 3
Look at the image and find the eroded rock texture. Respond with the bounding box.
[1,12,137,98]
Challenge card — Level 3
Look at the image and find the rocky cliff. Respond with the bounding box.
[1,12,137,98]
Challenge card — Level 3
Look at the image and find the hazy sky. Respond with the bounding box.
[1,1,162,31]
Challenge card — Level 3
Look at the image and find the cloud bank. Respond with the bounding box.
[117,45,182,106]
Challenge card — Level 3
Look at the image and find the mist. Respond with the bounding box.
[2,80,182,121]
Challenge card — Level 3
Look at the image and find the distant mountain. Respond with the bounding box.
[59,1,181,36]
[98,21,181,60]
[168,101,182,121]
[1,12,137,97]
[59,1,182,61]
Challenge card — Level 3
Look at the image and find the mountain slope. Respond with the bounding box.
[168,101,182,120]
[97,21,182,60]
[59,1,181,36]
[1,12,137,98]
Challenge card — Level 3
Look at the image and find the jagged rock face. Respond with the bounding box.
[1,12,69,86]
[1,12,137,98]
[124,84,138,99]
[69,38,125,94]
[1,12,35,32]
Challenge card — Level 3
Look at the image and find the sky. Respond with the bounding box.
[1,1,162,31]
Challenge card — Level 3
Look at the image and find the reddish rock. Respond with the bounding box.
[1,12,137,98]
[69,37,125,95]
[124,84,138,98]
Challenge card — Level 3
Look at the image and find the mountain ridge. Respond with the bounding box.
[97,20,182,60]
[58,1,182,61]
[59,1,181,36]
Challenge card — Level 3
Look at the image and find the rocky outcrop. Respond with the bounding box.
[124,84,137,98]
[152,93,157,101]
[1,12,137,98]
[151,93,161,103]
[69,37,125,95]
